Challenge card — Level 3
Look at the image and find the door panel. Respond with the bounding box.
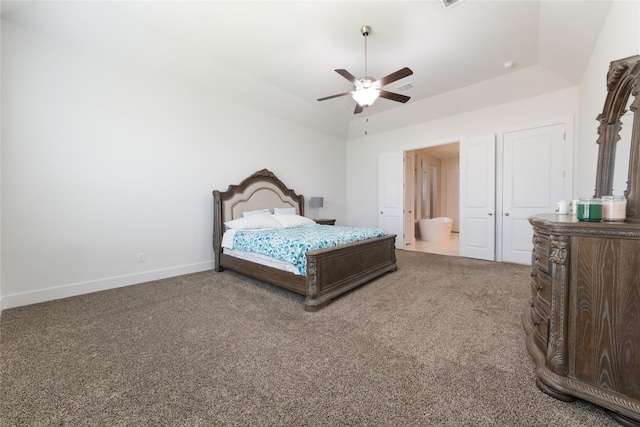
[509,218,536,252]
[503,123,567,264]
[460,135,496,261]
[378,151,404,247]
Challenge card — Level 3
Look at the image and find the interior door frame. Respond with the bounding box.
[404,152,415,246]
[379,136,465,252]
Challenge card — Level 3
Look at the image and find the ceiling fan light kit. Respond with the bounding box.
[352,80,380,107]
[317,25,413,114]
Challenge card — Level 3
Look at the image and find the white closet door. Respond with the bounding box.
[378,151,404,247]
[459,135,496,261]
[502,123,567,264]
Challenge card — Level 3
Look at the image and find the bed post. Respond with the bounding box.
[212,189,224,272]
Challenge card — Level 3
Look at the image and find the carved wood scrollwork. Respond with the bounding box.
[549,238,568,265]
[306,259,318,299]
[594,55,640,221]
[547,235,570,375]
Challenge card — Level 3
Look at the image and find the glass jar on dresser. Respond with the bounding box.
[525,214,640,426]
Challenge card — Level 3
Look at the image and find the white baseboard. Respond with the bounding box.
[0,261,215,312]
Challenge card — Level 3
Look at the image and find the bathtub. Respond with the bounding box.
[419,217,453,242]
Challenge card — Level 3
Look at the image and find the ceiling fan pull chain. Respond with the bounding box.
[365,107,369,136]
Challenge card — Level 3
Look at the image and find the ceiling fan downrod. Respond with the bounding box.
[361,25,371,77]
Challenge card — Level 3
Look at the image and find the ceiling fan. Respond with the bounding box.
[317,25,413,114]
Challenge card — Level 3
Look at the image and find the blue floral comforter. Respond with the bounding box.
[231,225,387,276]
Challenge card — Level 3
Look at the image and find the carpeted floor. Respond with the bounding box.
[1,250,619,426]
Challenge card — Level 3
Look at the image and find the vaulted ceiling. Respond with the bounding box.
[1,1,612,140]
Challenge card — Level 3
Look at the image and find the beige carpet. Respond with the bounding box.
[1,250,618,426]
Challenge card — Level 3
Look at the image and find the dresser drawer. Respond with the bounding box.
[535,253,549,273]
[530,279,538,304]
[536,270,552,309]
[533,232,550,273]
[530,279,550,317]
[531,304,549,349]
[533,231,550,254]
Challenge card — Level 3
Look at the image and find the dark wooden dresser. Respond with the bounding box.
[524,213,640,426]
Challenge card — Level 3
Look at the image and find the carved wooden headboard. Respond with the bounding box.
[221,179,301,221]
[212,169,305,266]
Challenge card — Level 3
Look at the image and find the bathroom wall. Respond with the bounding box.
[408,146,460,240]
[417,150,442,219]
[440,157,460,232]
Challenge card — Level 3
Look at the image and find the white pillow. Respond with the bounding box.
[273,207,296,215]
[272,214,316,228]
[225,214,282,230]
[242,208,271,217]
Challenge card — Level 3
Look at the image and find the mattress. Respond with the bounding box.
[222,225,387,276]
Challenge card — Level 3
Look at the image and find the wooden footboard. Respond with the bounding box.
[303,234,397,311]
[219,253,307,295]
[218,234,397,311]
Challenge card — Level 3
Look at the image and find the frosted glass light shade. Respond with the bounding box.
[352,88,380,107]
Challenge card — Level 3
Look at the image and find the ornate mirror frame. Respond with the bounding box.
[594,55,640,221]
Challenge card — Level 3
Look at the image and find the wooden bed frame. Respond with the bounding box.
[213,169,397,311]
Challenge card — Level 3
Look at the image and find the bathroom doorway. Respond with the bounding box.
[404,142,460,256]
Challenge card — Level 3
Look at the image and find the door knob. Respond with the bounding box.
[488,213,493,216]
[380,211,383,214]
[504,212,510,216]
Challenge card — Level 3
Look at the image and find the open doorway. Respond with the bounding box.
[404,142,460,256]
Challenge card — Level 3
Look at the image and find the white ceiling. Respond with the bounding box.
[1,1,612,140]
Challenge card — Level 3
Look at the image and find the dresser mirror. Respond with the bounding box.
[594,55,640,221]
[613,98,634,195]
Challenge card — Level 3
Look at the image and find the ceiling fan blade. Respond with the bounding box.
[375,67,413,87]
[335,69,359,85]
[354,103,364,114]
[317,91,353,102]
[379,90,411,103]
